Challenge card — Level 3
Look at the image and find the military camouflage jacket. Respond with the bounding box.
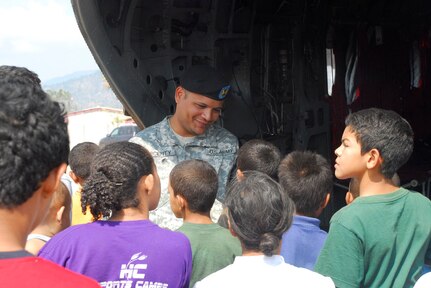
[130,117,238,230]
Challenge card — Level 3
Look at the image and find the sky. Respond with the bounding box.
[0,0,99,83]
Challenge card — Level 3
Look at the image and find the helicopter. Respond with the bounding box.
[71,0,431,225]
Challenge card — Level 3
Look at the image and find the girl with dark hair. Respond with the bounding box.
[39,142,192,288]
[194,171,334,288]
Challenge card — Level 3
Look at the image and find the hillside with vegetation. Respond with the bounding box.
[43,70,122,112]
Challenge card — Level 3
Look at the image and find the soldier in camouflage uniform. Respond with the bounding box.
[130,65,238,230]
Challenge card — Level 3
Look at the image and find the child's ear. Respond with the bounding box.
[56,206,66,223]
[41,163,67,199]
[236,169,244,180]
[143,174,154,194]
[345,192,354,205]
[322,193,331,209]
[175,86,186,103]
[69,170,80,184]
[227,213,238,238]
[176,195,186,210]
[228,227,237,238]
[366,148,381,170]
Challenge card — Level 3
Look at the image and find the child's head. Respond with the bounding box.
[42,181,72,231]
[0,66,69,212]
[169,159,218,217]
[278,151,332,217]
[237,139,281,180]
[25,181,72,255]
[68,142,100,185]
[340,108,413,180]
[81,142,159,220]
[345,178,360,205]
[225,171,294,257]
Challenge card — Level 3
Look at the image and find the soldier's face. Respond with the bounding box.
[174,87,224,137]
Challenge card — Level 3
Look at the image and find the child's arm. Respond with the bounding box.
[315,222,364,288]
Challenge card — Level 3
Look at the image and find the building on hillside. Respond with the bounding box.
[66,107,135,149]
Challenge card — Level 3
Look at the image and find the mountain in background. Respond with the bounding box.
[43,70,123,112]
[43,70,98,86]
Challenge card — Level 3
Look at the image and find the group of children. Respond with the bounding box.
[1,65,431,288]
[38,108,431,287]
[37,138,335,287]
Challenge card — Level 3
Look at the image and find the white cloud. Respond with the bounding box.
[0,0,83,49]
[0,0,98,81]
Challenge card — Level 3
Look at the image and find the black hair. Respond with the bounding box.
[170,159,218,213]
[278,151,332,216]
[0,66,69,208]
[237,139,282,180]
[69,142,100,180]
[0,66,41,87]
[225,171,294,256]
[345,108,414,179]
[81,142,154,220]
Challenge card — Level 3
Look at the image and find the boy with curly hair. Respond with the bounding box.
[0,65,98,287]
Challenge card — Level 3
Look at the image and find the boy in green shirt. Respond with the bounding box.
[315,108,431,287]
[169,159,241,288]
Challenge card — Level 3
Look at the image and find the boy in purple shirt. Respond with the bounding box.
[39,142,192,288]
[278,151,332,270]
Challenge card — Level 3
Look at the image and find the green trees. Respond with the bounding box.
[46,89,76,112]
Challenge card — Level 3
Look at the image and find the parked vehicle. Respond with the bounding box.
[99,125,140,148]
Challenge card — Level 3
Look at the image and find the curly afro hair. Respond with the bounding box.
[0,66,69,208]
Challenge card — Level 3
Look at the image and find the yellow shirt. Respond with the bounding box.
[71,188,93,225]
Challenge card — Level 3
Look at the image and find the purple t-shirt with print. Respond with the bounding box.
[39,220,192,288]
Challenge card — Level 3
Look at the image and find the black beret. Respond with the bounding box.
[180,65,231,101]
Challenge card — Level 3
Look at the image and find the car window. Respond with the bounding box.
[118,128,125,135]
[110,128,120,136]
